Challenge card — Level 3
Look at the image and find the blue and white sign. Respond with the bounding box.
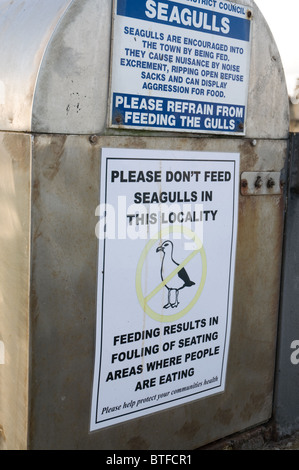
[109,0,252,135]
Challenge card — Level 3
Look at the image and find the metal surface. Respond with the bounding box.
[32,0,112,134]
[274,134,299,437]
[0,0,289,138]
[0,0,72,132]
[0,0,291,450]
[245,1,289,140]
[0,133,31,450]
[27,134,287,450]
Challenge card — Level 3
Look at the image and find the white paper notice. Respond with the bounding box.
[90,148,239,431]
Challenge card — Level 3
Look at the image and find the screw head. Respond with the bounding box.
[255,176,262,189]
[89,135,98,145]
[267,178,275,189]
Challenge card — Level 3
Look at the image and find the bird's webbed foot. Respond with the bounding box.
[163,303,172,309]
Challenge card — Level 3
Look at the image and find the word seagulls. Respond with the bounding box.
[145,0,230,34]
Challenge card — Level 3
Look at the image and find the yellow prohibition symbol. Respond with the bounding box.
[135,226,207,323]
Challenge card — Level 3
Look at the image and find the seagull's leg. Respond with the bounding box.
[171,289,179,308]
[163,288,171,309]
[175,290,179,307]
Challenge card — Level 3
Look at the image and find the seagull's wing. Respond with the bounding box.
[178,267,195,287]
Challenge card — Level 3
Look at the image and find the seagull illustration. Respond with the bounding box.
[156,240,195,309]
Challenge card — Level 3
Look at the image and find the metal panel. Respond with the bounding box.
[0,0,291,450]
[28,134,287,449]
[274,133,299,436]
[32,0,290,138]
[241,171,283,196]
[0,132,31,450]
[0,0,288,138]
[245,1,289,139]
[32,0,112,135]
[0,0,72,132]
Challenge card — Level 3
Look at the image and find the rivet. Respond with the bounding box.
[267,178,275,189]
[115,115,123,124]
[255,176,262,189]
[89,135,98,145]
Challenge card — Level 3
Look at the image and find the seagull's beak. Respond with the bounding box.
[156,246,163,252]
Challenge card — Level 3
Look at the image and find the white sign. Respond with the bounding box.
[109,0,252,134]
[90,148,239,431]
